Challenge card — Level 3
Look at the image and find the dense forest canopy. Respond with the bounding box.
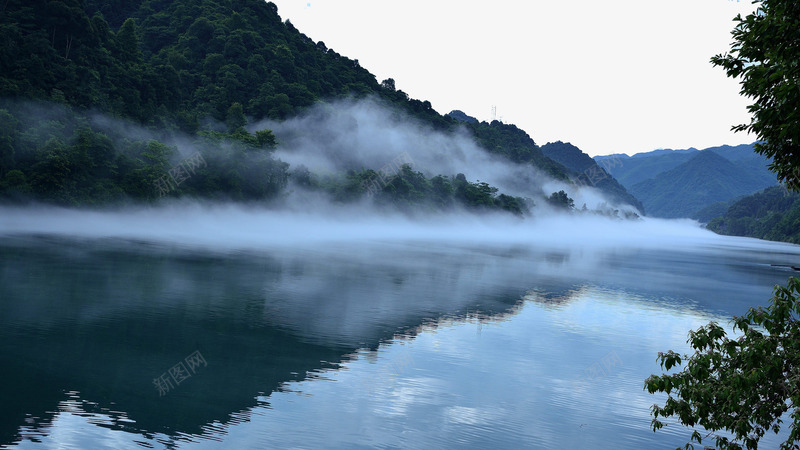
[1,0,388,126]
[706,185,800,244]
[0,0,639,218]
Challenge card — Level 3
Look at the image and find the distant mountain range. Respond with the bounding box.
[594,144,777,219]
[597,143,800,245]
[0,0,764,223]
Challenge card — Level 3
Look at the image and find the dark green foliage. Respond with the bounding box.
[692,199,737,224]
[0,101,288,205]
[429,175,455,209]
[648,4,800,448]
[645,277,800,449]
[442,172,526,215]
[446,109,478,124]
[379,165,431,209]
[0,170,31,199]
[706,186,800,244]
[306,167,528,216]
[453,173,495,209]
[0,0,383,123]
[225,102,247,133]
[546,190,574,210]
[711,0,800,189]
[0,109,19,176]
[254,129,278,150]
[0,0,574,212]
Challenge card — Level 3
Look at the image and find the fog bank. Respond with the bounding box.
[256,97,619,211]
[0,202,755,254]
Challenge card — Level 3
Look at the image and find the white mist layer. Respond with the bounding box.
[11,98,632,212]
[0,202,781,254]
[256,97,621,210]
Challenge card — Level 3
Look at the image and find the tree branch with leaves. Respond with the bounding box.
[711,1,800,190]
[646,278,800,449]
[647,3,800,447]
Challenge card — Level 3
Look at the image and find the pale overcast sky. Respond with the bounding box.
[270,0,759,157]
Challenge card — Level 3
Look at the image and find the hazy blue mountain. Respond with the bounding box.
[711,144,776,186]
[633,148,699,157]
[541,141,644,213]
[710,143,764,162]
[628,150,777,218]
[595,150,699,187]
[594,144,772,191]
[593,143,778,219]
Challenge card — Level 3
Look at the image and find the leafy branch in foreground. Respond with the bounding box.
[711,0,800,190]
[645,277,800,449]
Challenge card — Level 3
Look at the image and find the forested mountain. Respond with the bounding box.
[0,0,597,214]
[706,186,800,244]
[446,110,569,182]
[540,141,644,213]
[603,142,799,243]
[2,0,392,125]
[627,150,777,218]
[447,110,478,124]
[540,141,600,172]
[692,199,741,223]
[447,111,641,211]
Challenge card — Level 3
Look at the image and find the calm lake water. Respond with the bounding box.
[1,209,799,449]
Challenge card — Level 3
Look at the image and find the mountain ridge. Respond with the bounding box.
[540,141,644,213]
[593,143,776,218]
[1,0,644,215]
[627,149,776,218]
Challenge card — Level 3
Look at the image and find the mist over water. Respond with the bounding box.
[3,199,800,449]
[2,202,798,449]
[0,201,720,252]
[4,96,628,213]
[258,97,617,211]
[0,95,744,253]
[3,100,799,450]
[0,0,794,444]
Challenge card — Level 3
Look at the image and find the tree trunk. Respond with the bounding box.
[64,35,72,59]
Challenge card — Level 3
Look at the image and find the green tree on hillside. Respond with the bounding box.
[226,102,247,132]
[646,1,800,448]
[0,0,567,215]
[711,0,800,189]
[547,190,574,210]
